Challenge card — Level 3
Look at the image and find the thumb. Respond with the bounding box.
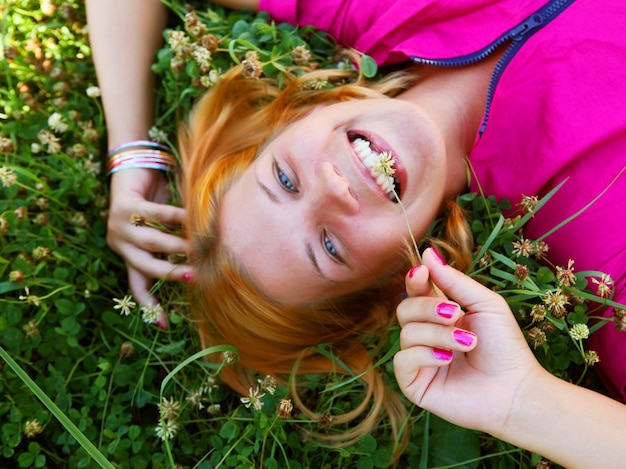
[421,248,508,312]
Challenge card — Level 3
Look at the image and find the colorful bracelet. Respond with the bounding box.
[106,140,177,176]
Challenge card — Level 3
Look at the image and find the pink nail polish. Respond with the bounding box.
[431,248,446,265]
[453,329,475,347]
[182,272,193,282]
[408,266,421,278]
[156,315,169,331]
[433,348,453,361]
[436,302,456,318]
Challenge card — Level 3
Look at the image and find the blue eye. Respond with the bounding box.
[323,234,338,258]
[275,163,297,192]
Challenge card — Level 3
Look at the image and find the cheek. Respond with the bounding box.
[351,230,409,276]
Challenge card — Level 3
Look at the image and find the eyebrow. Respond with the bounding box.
[257,180,280,203]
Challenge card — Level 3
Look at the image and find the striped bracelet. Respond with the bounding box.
[106,140,176,176]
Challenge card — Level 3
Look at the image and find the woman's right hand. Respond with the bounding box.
[393,248,544,436]
[107,168,193,308]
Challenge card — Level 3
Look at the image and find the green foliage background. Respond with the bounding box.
[1,1,620,468]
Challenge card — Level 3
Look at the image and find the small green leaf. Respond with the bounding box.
[360,55,378,78]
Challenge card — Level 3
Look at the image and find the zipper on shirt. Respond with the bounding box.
[410,0,576,136]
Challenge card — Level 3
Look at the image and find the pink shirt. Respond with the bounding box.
[259,0,626,400]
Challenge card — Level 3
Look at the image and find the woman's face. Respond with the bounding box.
[220,97,448,305]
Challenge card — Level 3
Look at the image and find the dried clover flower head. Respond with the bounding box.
[556,259,576,287]
[584,350,600,366]
[292,45,312,65]
[518,194,539,216]
[591,274,613,299]
[543,288,569,319]
[242,51,263,79]
[23,320,39,339]
[613,308,626,332]
[9,270,25,283]
[202,34,219,52]
[277,398,294,419]
[514,264,529,281]
[257,375,276,395]
[0,138,14,154]
[0,217,8,234]
[119,341,135,359]
[530,304,546,322]
[527,327,547,349]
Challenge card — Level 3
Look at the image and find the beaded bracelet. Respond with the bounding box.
[106,140,177,176]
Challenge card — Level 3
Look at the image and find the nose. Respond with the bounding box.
[311,162,359,215]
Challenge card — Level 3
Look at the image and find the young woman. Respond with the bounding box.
[88,0,626,463]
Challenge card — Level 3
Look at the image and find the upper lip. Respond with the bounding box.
[346,130,406,202]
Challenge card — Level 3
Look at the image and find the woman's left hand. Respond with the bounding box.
[393,248,541,436]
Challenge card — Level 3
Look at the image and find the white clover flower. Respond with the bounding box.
[19,287,40,307]
[167,30,191,55]
[48,112,68,133]
[158,396,181,421]
[371,151,396,178]
[208,69,220,84]
[191,43,211,69]
[185,388,205,410]
[113,295,136,316]
[141,304,163,324]
[257,375,276,395]
[569,323,590,341]
[24,419,43,438]
[155,418,179,441]
[81,157,102,176]
[240,386,265,411]
[207,403,221,415]
[0,166,17,187]
[86,86,101,98]
[221,351,236,365]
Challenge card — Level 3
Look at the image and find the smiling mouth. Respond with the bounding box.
[348,133,402,202]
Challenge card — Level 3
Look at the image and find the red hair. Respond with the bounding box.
[178,65,472,452]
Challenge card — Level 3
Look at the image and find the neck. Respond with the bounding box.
[397,54,501,198]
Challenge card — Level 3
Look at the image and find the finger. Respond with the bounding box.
[393,347,448,400]
[124,226,190,255]
[127,266,156,307]
[139,201,186,227]
[422,248,509,313]
[127,268,169,330]
[123,245,194,281]
[405,265,432,297]
[396,296,463,327]
[400,322,477,352]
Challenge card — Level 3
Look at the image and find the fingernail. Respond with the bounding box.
[433,348,453,361]
[182,272,193,282]
[453,329,475,347]
[156,313,169,331]
[408,266,421,278]
[431,248,446,265]
[436,302,457,318]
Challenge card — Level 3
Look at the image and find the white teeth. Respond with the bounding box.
[351,137,397,198]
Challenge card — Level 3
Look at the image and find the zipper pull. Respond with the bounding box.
[510,14,544,41]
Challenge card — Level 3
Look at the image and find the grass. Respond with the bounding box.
[0,1,620,467]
